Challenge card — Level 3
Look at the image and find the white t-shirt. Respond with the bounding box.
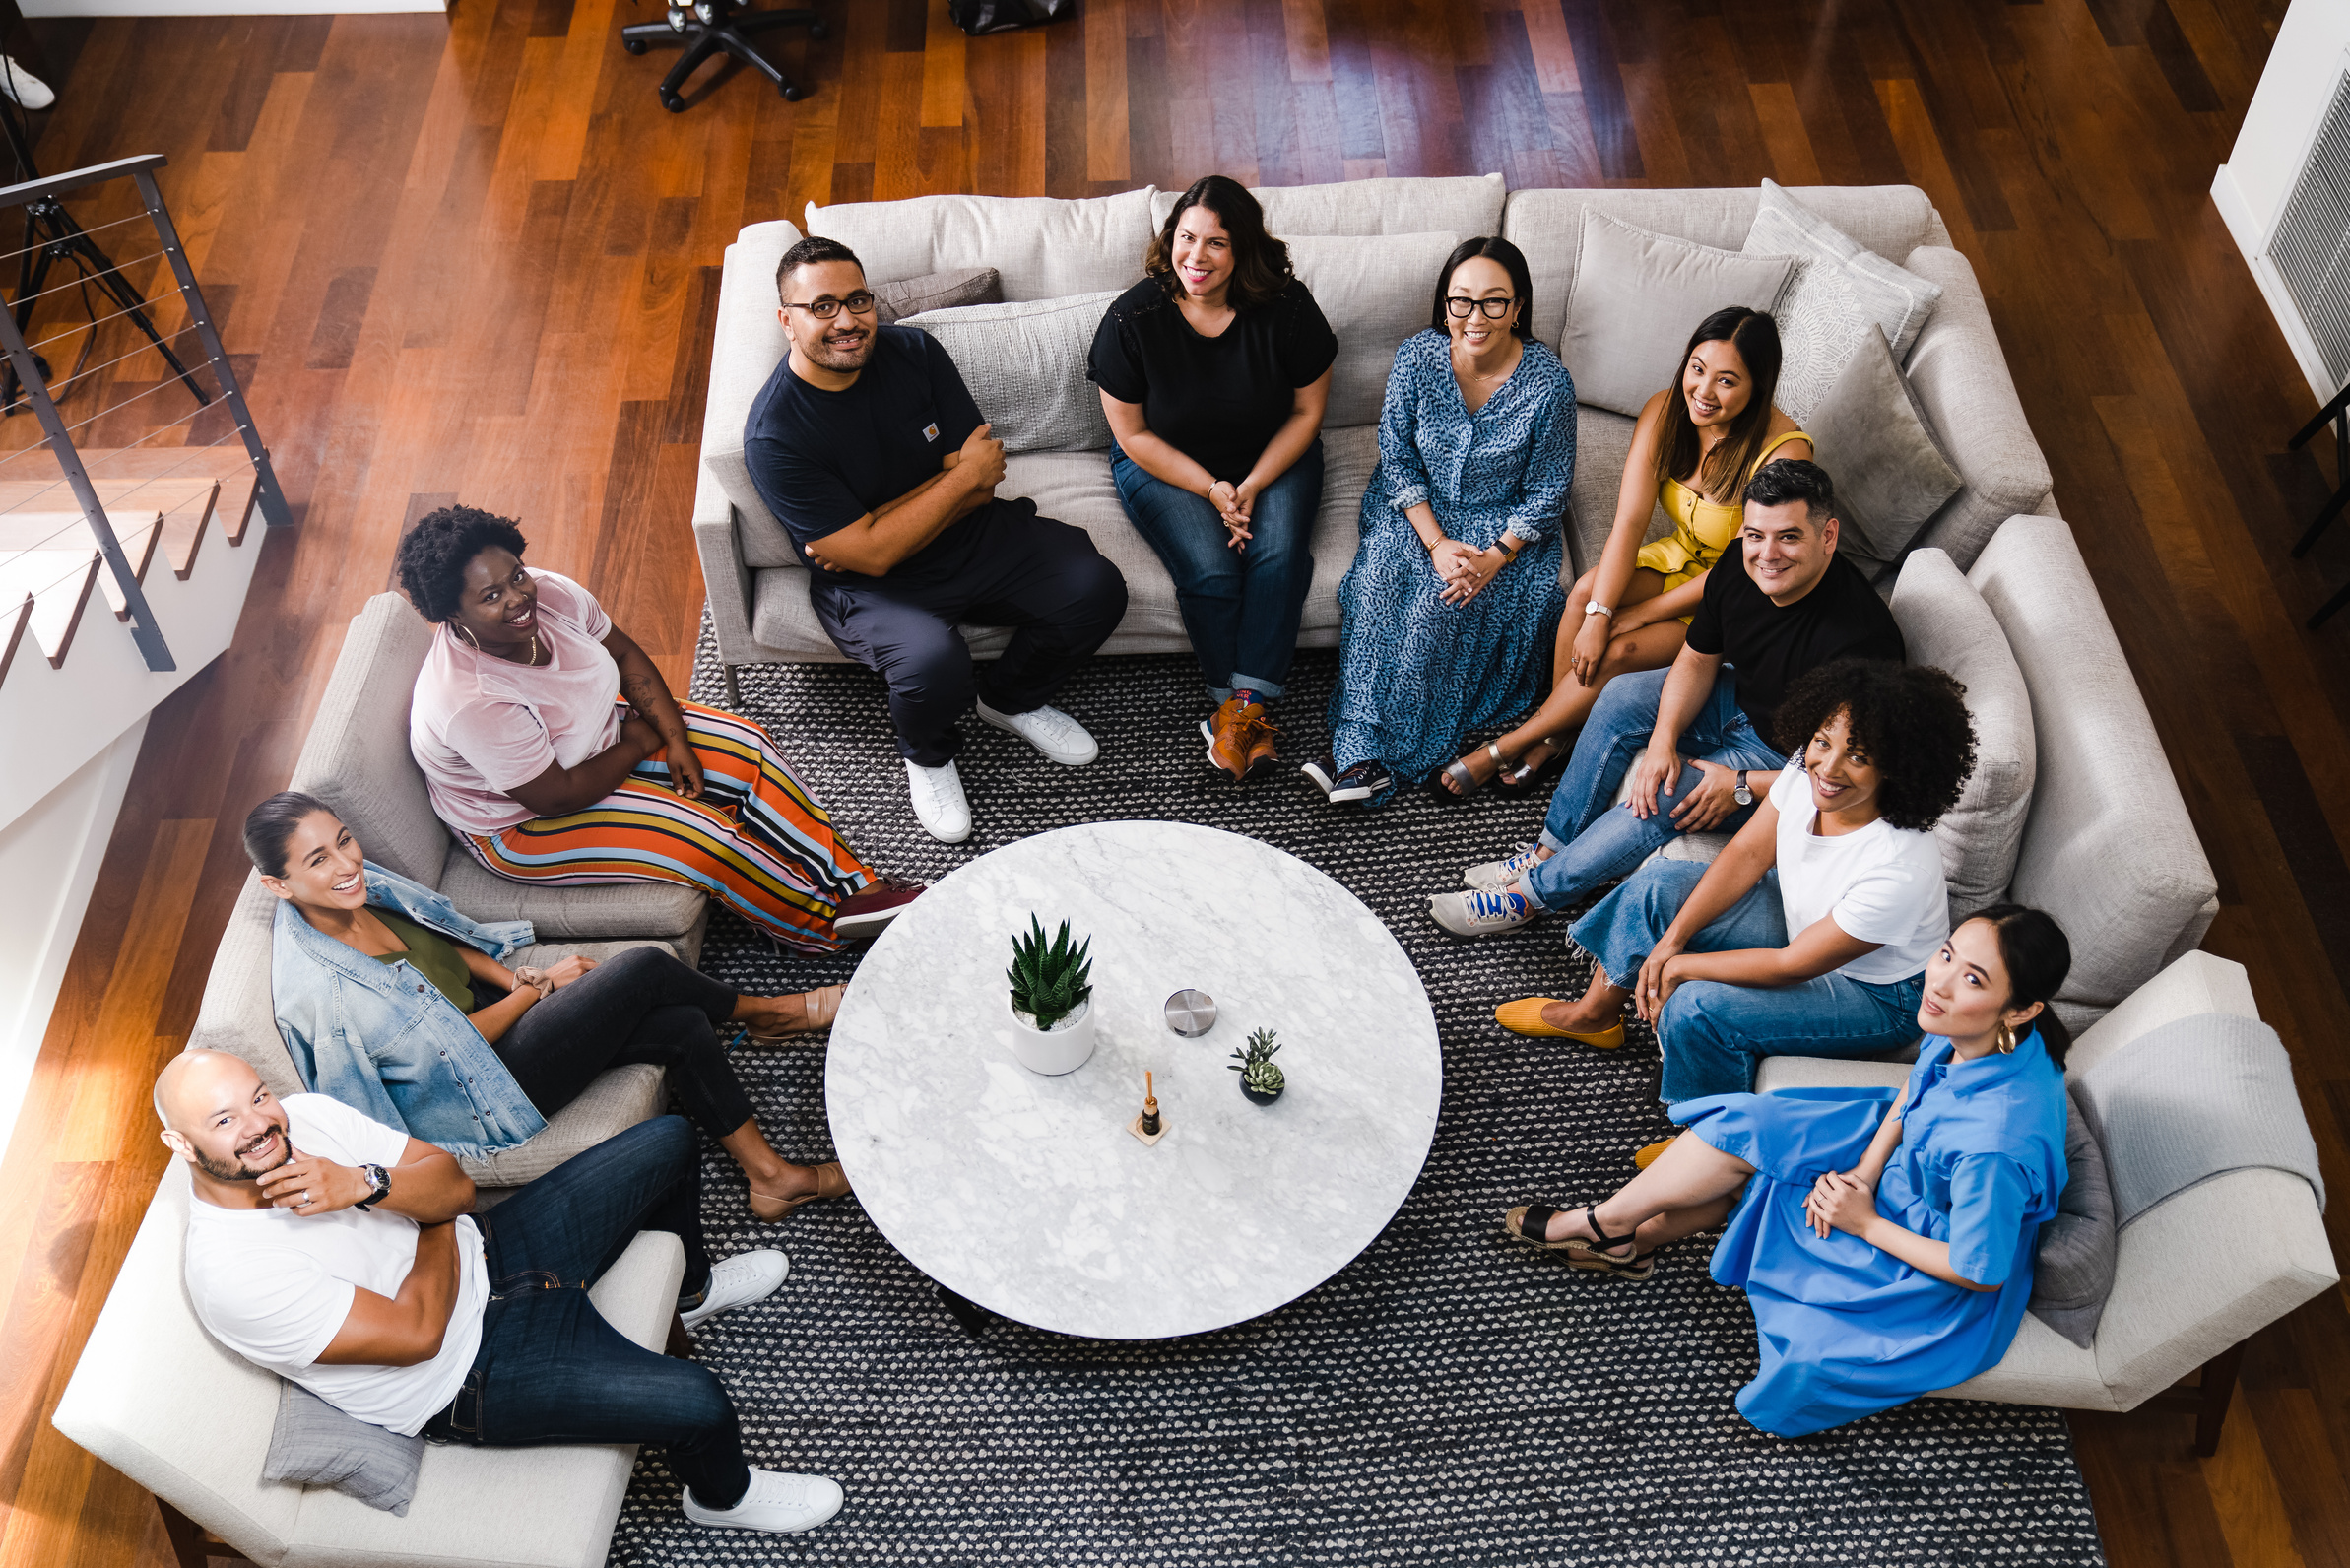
[1771,762,1949,986]
[183,1094,489,1436]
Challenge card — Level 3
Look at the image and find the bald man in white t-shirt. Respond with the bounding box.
[156,1050,842,1535]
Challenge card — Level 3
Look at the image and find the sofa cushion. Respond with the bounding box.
[1502,185,1944,350]
[458,1063,669,1189]
[1289,232,1462,429]
[2028,1083,2119,1348]
[1969,516,2217,1014]
[703,221,805,566]
[1807,327,1963,569]
[1896,246,2055,572]
[1563,402,1670,578]
[1744,180,1943,418]
[1560,211,1796,418]
[1149,172,1506,239]
[806,187,1159,302]
[262,1380,423,1515]
[872,265,1001,324]
[288,595,447,888]
[1890,549,2035,920]
[899,292,1119,453]
[437,846,709,945]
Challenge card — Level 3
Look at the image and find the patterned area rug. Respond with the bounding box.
[601,631,2106,1567]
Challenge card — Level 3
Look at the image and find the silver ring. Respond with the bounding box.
[300,1190,310,1206]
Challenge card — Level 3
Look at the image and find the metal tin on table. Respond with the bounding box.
[1163,989,1217,1037]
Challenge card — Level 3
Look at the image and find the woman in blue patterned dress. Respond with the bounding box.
[1304,238,1574,806]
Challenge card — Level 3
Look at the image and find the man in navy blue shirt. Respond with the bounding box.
[745,237,1128,842]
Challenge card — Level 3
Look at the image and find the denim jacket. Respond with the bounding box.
[270,860,550,1158]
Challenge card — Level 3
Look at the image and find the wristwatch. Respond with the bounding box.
[1732,769,1753,807]
[354,1163,392,1211]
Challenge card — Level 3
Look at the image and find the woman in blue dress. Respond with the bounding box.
[1302,237,1573,806]
[1503,902,2073,1437]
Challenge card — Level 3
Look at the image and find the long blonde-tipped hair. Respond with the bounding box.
[1652,307,1784,505]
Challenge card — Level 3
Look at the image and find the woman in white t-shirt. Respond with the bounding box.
[1494,658,1976,1105]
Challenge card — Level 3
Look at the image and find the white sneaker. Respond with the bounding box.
[1427,885,1540,939]
[679,1249,789,1330]
[1464,842,1546,890]
[0,59,52,111]
[683,1468,844,1533]
[905,758,972,843]
[975,698,1097,765]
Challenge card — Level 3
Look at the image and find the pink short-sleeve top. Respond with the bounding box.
[409,569,623,836]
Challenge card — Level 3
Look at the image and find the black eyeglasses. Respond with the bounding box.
[782,291,879,320]
[1445,294,1517,319]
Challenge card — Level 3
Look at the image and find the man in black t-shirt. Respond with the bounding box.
[744,238,1128,844]
[1429,460,1905,936]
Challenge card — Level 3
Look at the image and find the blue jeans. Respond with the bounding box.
[1573,859,1926,1102]
[1524,666,1790,912]
[421,1117,752,1509]
[1111,439,1323,701]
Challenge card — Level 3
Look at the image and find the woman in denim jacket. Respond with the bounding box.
[252,791,848,1221]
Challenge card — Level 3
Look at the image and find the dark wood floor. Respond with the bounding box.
[0,1,2341,1563]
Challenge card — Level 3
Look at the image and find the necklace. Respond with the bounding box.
[1455,343,1519,383]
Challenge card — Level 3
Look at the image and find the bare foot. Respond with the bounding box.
[1441,741,1513,796]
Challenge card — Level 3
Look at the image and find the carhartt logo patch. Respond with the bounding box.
[923,423,940,441]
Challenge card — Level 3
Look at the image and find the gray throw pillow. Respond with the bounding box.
[1742,178,1943,423]
[2029,1082,2118,1349]
[1560,210,1796,418]
[872,266,1002,326]
[899,292,1119,454]
[1803,324,1963,569]
[261,1379,424,1515]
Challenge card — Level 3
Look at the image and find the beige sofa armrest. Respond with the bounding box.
[2066,949,2256,1079]
[188,872,305,1099]
[692,463,784,671]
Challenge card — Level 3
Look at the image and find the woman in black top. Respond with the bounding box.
[1088,175,1338,780]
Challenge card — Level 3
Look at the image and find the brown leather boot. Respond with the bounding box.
[1204,696,1271,781]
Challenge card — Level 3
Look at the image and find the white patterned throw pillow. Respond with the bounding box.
[1742,179,1943,425]
[898,292,1121,454]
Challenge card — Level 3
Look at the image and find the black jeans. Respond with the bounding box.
[421,1116,751,1508]
[490,947,756,1139]
[810,500,1129,765]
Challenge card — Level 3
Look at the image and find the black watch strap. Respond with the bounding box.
[355,1162,392,1211]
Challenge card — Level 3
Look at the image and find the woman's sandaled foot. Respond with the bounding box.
[1497,736,1565,791]
[748,1160,851,1223]
[746,985,846,1043]
[1437,741,1510,799]
[1503,1204,1653,1278]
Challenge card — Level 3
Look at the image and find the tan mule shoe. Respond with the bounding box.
[1493,999,1625,1048]
[749,1160,851,1223]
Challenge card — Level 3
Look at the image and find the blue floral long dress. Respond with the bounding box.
[1672,1031,2070,1437]
[1329,330,1574,797]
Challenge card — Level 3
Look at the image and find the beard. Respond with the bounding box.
[198,1118,294,1183]
[803,324,876,371]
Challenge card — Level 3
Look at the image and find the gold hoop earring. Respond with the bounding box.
[454,621,483,651]
[1995,1020,2016,1055]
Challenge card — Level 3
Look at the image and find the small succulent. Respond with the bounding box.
[1228,1026,1285,1096]
[1007,915,1093,1032]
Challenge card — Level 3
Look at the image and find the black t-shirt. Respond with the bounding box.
[1086,277,1339,483]
[1685,551,1906,744]
[744,326,1001,584]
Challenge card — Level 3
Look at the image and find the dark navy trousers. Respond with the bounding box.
[809,501,1129,766]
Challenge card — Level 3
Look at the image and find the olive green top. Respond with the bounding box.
[369,908,477,1013]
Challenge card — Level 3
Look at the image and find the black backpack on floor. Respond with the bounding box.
[949,0,1073,35]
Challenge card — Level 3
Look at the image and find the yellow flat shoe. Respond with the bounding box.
[1493,999,1625,1048]
[1632,1138,1675,1170]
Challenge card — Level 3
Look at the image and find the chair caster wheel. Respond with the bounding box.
[662,92,686,112]
[623,36,648,52]
[782,83,806,101]
[809,19,827,37]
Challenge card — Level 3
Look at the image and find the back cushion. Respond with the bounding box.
[1968,517,2217,1012]
[702,221,803,565]
[1150,173,1506,238]
[806,188,1159,301]
[287,595,446,887]
[900,293,1120,454]
[1560,211,1795,417]
[1889,549,2035,920]
[1288,232,1461,428]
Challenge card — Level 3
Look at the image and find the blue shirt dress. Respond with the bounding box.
[1671,1031,2069,1436]
[1329,330,1574,796]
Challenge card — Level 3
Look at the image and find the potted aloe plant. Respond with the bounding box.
[1006,915,1096,1076]
[1229,1027,1285,1105]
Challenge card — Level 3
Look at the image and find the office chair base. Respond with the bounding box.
[621,7,823,107]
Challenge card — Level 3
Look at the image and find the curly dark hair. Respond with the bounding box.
[1771,658,1977,831]
[394,505,528,623]
[1144,175,1294,310]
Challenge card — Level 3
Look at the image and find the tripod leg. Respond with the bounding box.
[63,221,209,409]
[2288,379,2350,450]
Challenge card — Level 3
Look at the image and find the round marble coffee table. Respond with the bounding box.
[824,820,1443,1339]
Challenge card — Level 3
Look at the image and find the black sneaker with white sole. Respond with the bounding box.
[1300,756,1394,804]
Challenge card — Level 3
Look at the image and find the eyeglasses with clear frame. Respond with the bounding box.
[1444,294,1518,320]
[781,291,880,320]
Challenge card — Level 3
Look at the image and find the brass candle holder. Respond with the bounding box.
[1128,1069,1167,1145]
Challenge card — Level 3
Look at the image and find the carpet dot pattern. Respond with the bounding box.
[599,632,2105,1567]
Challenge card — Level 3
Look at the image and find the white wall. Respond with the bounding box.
[0,715,147,1146]
[2212,0,2350,403]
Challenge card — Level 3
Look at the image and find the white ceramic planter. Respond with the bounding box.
[1007,995,1095,1076]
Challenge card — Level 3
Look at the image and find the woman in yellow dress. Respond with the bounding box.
[1443,307,1809,794]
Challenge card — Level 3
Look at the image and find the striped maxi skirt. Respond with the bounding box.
[462,701,874,953]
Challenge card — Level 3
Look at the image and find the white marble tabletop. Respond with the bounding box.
[825,820,1444,1339]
